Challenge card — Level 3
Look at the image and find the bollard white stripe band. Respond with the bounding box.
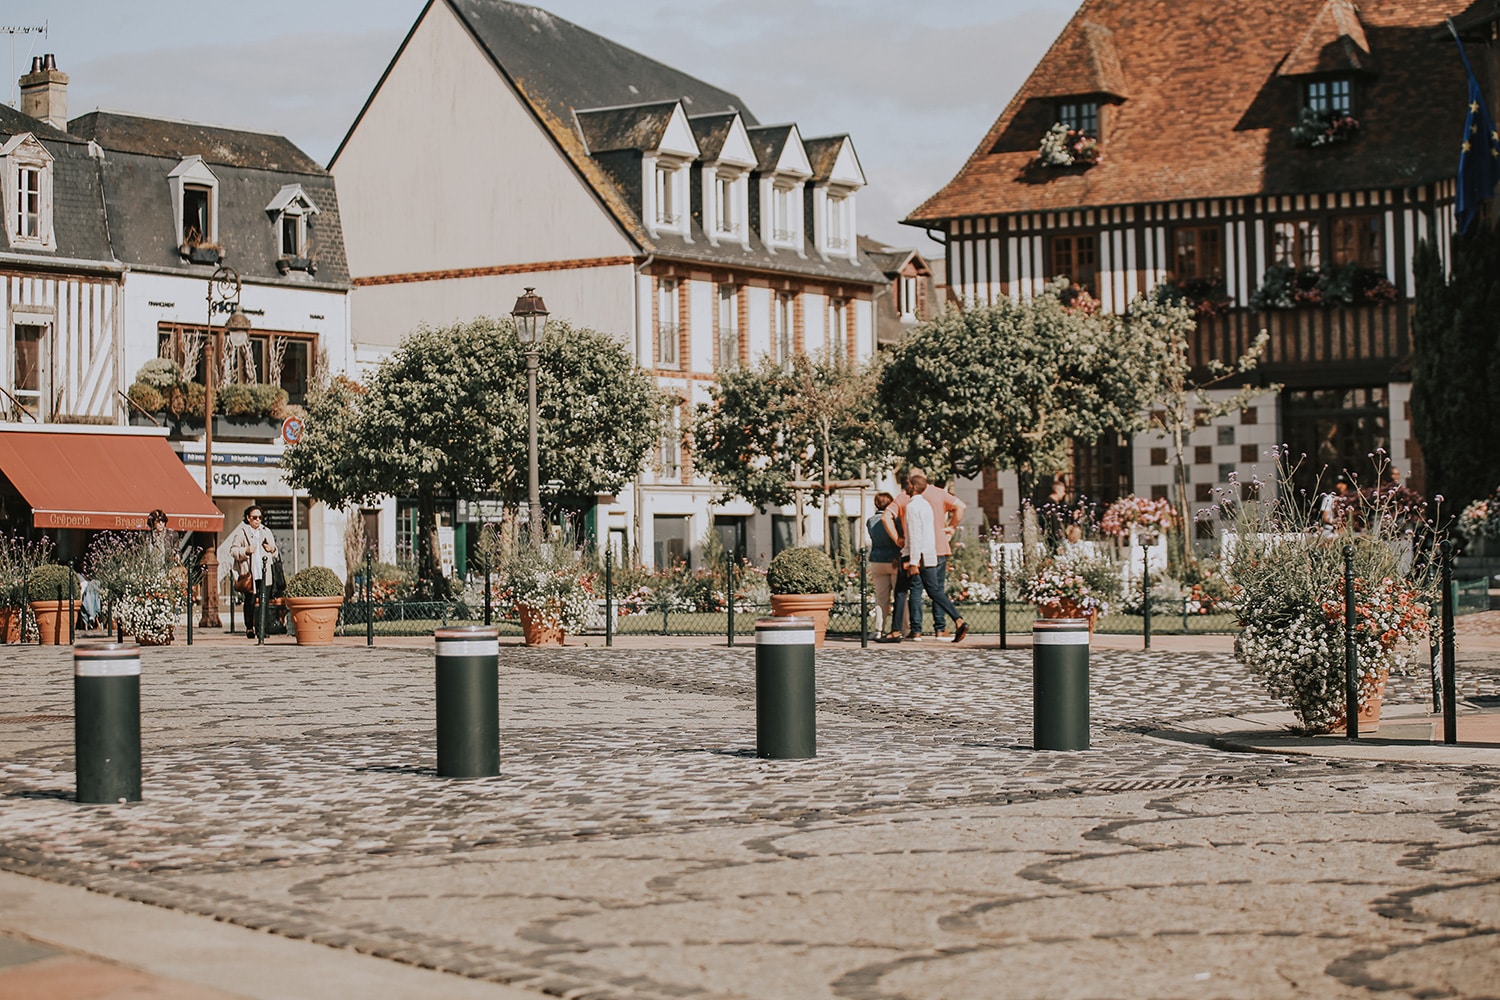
[755,629,815,646]
[75,660,142,677]
[1034,632,1090,646]
[435,639,500,657]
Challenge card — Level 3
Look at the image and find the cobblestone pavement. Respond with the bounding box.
[1,642,1497,999]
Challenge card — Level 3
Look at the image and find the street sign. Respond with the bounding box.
[281,416,304,445]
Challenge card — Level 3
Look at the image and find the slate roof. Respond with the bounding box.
[907,0,1474,224]
[575,101,680,154]
[429,0,881,286]
[688,113,738,162]
[0,105,115,266]
[747,124,800,174]
[68,111,349,286]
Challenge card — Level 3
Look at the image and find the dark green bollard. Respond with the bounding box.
[435,625,499,778]
[75,642,142,803]
[755,617,816,759]
[1033,618,1090,750]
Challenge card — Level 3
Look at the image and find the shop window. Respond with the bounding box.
[653,515,691,568]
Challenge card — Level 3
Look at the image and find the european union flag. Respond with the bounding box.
[1453,23,1500,234]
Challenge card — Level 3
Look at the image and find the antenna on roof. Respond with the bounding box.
[0,22,47,108]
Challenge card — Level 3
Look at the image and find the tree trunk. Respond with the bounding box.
[416,487,446,599]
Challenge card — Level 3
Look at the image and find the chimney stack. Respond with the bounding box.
[20,54,68,132]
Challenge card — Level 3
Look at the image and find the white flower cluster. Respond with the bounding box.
[114,588,177,645]
[1234,607,1407,732]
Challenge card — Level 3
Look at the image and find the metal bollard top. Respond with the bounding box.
[1032,618,1091,644]
[755,616,815,645]
[434,624,500,657]
[74,641,141,676]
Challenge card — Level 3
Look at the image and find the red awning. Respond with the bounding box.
[0,429,224,532]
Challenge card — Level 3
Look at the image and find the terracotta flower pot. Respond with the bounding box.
[768,592,836,647]
[1332,666,1389,735]
[29,600,72,645]
[0,607,19,643]
[1037,600,1096,634]
[285,596,342,645]
[519,605,565,646]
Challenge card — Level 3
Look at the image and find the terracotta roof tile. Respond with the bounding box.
[1280,0,1374,75]
[907,0,1474,224]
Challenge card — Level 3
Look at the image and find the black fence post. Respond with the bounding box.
[726,555,735,648]
[605,549,614,648]
[1429,595,1442,713]
[365,551,374,647]
[69,583,76,645]
[859,546,868,649]
[20,567,28,644]
[1441,540,1456,744]
[187,561,198,646]
[483,550,492,626]
[1141,537,1151,651]
[1343,545,1359,741]
[661,592,669,637]
[998,559,1007,651]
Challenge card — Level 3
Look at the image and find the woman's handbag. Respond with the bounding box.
[234,570,254,594]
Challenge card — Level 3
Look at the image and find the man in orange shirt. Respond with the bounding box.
[882,467,968,641]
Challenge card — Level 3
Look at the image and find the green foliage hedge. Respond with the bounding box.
[286,566,344,598]
[767,546,840,595]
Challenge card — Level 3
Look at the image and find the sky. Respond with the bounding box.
[1,0,1074,250]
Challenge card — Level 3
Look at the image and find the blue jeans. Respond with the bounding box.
[930,555,949,631]
[916,562,962,628]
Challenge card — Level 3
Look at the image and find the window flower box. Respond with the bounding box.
[1036,123,1100,168]
[1290,108,1359,148]
[275,255,317,276]
[182,243,224,266]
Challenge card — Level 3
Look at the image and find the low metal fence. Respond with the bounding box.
[335,596,1239,639]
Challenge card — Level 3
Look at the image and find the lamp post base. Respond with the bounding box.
[199,540,223,629]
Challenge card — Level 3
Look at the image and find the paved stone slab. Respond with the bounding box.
[0,642,1496,999]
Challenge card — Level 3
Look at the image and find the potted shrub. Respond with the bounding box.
[767,546,840,647]
[1021,555,1113,633]
[28,563,81,645]
[84,532,180,645]
[284,567,344,645]
[501,546,594,646]
[1221,457,1437,733]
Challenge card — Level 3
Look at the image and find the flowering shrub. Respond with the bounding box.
[113,589,177,645]
[1219,453,1440,732]
[1235,572,1428,732]
[1290,107,1360,147]
[1037,123,1100,167]
[1458,491,1500,543]
[1252,263,1397,310]
[1022,557,1111,615]
[500,546,595,633]
[1099,496,1178,539]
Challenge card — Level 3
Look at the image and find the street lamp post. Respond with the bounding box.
[200,267,252,628]
[511,287,549,547]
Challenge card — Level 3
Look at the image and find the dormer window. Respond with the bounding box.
[825,195,848,250]
[182,185,211,246]
[771,183,798,244]
[655,165,679,227]
[1305,77,1352,116]
[1,133,55,251]
[168,156,220,260]
[266,184,320,272]
[714,174,738,235]
[1057,100,1099,136]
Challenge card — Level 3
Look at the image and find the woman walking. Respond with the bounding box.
[228,505,277,641]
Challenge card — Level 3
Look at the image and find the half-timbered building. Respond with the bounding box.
[907,0,1481,534]
[332,0,885,568]
[0,56,356,591]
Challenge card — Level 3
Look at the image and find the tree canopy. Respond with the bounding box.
[1411,230,1500,513]
[692,354,893,511]
[284,317,662,591]
[877,281,1168,497]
